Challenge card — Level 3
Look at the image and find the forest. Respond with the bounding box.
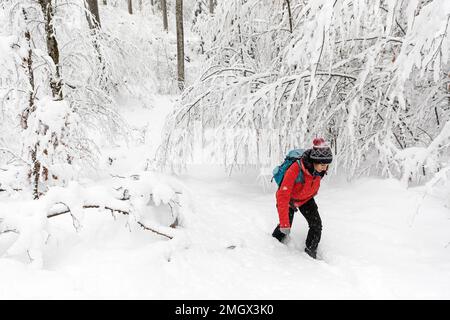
[0,0,449,299]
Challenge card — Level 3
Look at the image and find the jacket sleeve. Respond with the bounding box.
[276,161,300,228]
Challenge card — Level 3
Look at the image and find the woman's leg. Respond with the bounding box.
[298,198,322,257]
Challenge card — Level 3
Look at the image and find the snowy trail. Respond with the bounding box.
[1,160,449,299]
[1,1,449,301]
[2,148,450,299]
[154,167,450,299]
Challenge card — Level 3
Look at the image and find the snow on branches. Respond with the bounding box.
[161,0,450,186]
[0,0,164,196]
[0,171,194,268]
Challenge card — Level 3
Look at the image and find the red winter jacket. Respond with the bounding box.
[276,159,322,228]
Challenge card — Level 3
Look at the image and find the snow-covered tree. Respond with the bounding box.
[160,0,450,187]
[0,0,165,196]
[86,0,102,29]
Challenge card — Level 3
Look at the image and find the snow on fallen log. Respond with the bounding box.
[0,171,194,268]
[0,165,27,194]
[0,200,49,269]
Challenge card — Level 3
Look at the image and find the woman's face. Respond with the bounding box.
[313,163,329,172]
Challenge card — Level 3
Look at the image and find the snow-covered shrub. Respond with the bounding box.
[0,171,194,268]
[109,171,194,229]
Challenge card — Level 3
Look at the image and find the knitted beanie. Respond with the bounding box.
[310,138,333,164]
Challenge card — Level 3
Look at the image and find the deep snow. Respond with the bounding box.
[1,2,449,300]
[1,96,449,299]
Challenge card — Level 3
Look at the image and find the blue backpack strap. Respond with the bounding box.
[295,160,304,184]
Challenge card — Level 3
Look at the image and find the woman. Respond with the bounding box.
[272,138,333,259]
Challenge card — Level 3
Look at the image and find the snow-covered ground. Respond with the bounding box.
[1,2,449,300]
[1,98,449,300]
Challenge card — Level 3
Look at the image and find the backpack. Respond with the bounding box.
[272,149,305,186]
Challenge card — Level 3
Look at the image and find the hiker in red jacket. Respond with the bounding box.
[272,138,333,259]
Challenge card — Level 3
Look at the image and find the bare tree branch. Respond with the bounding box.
[47,202,174,239]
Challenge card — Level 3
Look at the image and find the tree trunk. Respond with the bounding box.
[86,0,101,29]
[209,0,214,14]
[176,0,185,91]
[36,1,68,190]
[128,0,133,14]
[285,0,292,33]
[37,0,63,100]
[31,145,41,199]
[22,8,41,199]
[161,0,168,31]
[20,16,36,130]
[84,0,105,88]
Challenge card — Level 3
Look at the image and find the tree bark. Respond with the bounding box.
[285,0,293,33]
[84,0,105,88]
[86,0,101,29]
[128,0,133,14]
[35,1,68,192]
[31,145,41,199]
[209,0,214,14]
[161,0,168,31]
[20,23,36,129]
[176,0,185,90]
[37,0,63,100]
[22,8,41,199]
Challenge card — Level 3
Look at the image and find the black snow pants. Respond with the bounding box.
[272,198,322,252]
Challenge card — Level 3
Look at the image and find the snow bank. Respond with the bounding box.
[0,200,48,269]
[0,35,16,69]
[2,170,447,299]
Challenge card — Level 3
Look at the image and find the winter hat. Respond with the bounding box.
[310,138,333,164]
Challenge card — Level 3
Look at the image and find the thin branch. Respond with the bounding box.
[334,36,403,44]
[176,91,211,125]
[0,229,19,235]
[201,68,256,82]
[137,222,173,239]
[378,5,406,36]
[0,148,30,165]
[47,203,173,239]
[314,26,326,77]
[285,0,293,33]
